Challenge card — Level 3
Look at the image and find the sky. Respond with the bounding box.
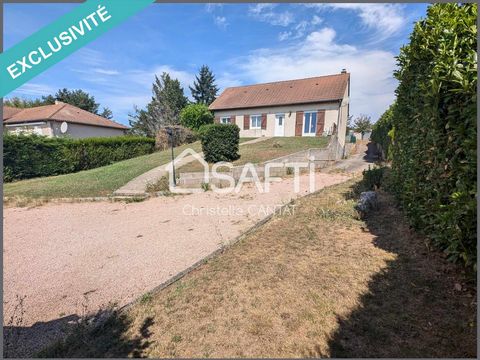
[3,3,429,126]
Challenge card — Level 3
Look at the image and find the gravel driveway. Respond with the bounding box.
[4,171,350,355]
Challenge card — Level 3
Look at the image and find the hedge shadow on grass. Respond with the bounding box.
[319,190,477,357]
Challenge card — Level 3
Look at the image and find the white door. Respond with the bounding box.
[274,114,285,136]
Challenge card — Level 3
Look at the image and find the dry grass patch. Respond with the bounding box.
[39,179,476,358]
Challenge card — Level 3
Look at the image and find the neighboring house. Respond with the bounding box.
[3,101,128,138]
[209,71,350,146]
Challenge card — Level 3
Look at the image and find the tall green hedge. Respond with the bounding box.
[390,3,477,268]
[371,103,395,160]
[4,134,155,182]
[200,123,240,163]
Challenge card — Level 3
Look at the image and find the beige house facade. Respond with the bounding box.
[3,101,128,138]
[209,72,350,147]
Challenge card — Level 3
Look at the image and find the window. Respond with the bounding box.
[303,111,317,136]
[220,116,231,124]
[250,115,261,129]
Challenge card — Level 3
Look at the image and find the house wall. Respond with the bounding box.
[4,122,53,136]
[337,83,350,148]
[5,121,126,138]
[215,102,341,138]
[50,122,126,138]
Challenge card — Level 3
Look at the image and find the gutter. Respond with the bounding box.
[209,98,343,112]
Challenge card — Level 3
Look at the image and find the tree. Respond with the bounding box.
[99,107,113,119]
[346,115,353,132]
[180,104,214,130]
[49,88,99,114]
[3,97,50,108]
[189,65,219,105]
[129,72,188,137]
[4,90,115,119]
[353,114,372,137]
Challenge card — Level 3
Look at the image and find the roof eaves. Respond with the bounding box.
[210,98,343,111]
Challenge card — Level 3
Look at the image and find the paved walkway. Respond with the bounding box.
[113,137,271,197]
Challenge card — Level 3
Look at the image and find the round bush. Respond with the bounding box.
[201,123,240,163]
[180,104,214,130]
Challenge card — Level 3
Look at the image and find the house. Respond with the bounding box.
[209,71,350,146]
[3,101,128,138]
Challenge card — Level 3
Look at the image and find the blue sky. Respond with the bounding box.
[4,3,429,125]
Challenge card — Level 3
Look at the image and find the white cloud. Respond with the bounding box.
[93,68,120,76]
[13,83,56,96]
[205,3,222,13]
[214,16,228,29]
[237,27,397,120]
[248,4,294,27]
[278,15,323,41]
[311,15,322,25]
[306,4,405,40]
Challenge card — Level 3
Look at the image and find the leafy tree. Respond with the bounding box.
[129,73,188,137]
[5,90,115,119]
[189,65,219,105]
[353,114,372,137]
[99,107,113,119]
[3,97,50,108]
[346,115,353,132]
[180,104,214,130]
[49,88,99,114]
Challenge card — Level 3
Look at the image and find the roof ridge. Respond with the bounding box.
[48,102,67,119]
[225,73,349,90]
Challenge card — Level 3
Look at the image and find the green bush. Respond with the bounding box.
[361,166,385,191]
[371,103,395,160]
[390,3,477,269]
[179,104,214,130]
[4,134,155,181]
[200,123,240,163]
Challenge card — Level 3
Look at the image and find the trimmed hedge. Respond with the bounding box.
[371,103,395,160]
[4,134,155,182]
[200,123,240,163]
[389,4,477,268]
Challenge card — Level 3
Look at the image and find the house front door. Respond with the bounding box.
[274,114,285,136]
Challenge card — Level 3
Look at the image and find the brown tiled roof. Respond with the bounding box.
[209,73,349,111]
[2,102,128,130]
[3,106,22,120]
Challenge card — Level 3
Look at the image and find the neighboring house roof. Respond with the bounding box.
[2,102,129,130]
[209,73,350,111]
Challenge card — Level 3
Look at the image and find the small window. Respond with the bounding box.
[250,115,262,129]
[220,116,231,124]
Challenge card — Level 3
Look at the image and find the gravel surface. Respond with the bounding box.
[3,170,350,355]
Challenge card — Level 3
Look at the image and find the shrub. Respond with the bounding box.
[361,166,385,191]
[3,134,155,181]
[179,104,214,130]
[200,123,240,163]
[371,103,395,160]
[155,126,197,151]
[390,3,477,268]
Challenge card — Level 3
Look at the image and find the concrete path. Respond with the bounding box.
[328,142,375,173]
[113,137,272,197]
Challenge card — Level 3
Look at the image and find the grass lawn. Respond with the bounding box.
[4,142,202,201]
[179,136,329,173]
[38,178,476,358]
